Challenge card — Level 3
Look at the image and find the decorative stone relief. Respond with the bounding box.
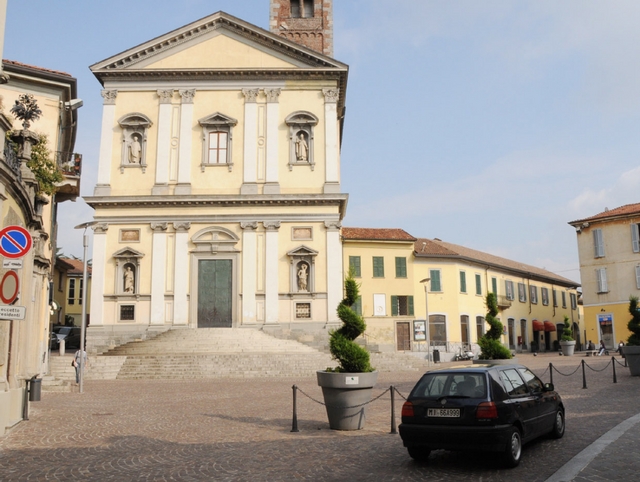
[263,221,281,231]
[240,222,259,230]
[101,90,118,105]
[179,89,196,104]
[264,88,281,103]
[322,88,339,103]
[324,221,341,231]
[173,222,191,232]
[157,90,174,104]
[150,222,168,232]
[93,223,109,234]
[242,88,260,103]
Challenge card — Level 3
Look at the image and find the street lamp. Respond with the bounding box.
[74,221,95,393]
[420,277,431,367]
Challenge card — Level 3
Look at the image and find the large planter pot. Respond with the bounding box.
[622,346,640,376]
[559,340,576,356]
[316,370,378,430]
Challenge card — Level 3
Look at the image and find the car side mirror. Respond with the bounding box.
[543,382,554,392]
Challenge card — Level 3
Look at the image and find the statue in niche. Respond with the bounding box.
[295,132,308,162]
[124,266,135,293]
[128,134,141,164]
[297,263,309,292]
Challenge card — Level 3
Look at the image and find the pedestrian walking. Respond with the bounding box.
[597,339,607,356]
[73,346,88,384]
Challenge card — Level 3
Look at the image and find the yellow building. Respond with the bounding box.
[342,228,581,359]
[85,4,348,350]
[51,257,91,328]
[569,203,640,350]
[0,58,81,434]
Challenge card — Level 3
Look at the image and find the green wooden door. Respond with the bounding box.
[198,259,232,328]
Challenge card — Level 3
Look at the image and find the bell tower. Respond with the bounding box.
[269,0,333,57]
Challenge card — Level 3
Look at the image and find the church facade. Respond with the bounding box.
[86,2,348,348]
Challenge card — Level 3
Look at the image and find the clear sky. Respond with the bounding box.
[6,0,640,284]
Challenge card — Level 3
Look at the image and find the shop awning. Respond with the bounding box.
[544,321,556,332]
[532,320,544,331]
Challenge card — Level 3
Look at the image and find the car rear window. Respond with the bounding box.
[500,369,529,396]
[411,372,487,398]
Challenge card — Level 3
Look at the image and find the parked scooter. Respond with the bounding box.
[454,345,474,361]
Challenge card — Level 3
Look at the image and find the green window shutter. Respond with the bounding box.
[395,257,407,278]
[430,270,441,292]
[408,296,414,316]
[460,271,467,293]
[349,256,361,277]
[391,295,398,316]
[475,274,482,295]
[373,257,384,277]
[492,277,497,295]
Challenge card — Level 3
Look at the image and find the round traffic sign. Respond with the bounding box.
[0,270,19,304]
[0,226,32,259]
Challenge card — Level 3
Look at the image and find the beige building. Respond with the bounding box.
[51,257,91,328]
[0,57,81,434]
[569,203,640,350]
[85,3,348,351]
[343,228,581,359]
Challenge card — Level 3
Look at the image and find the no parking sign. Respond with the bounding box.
[0,226,32,259]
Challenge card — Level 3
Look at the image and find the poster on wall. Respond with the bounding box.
[413,320,426,341]
[597,313,614,348]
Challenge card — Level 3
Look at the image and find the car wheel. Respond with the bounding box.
[407,446,431,462]
[503,427,522,468]
[550,409,565,439]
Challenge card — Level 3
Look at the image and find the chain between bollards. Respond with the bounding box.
[390,385,397,434]
[291,384,299,433]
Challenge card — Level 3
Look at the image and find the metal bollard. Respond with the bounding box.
[582,360,587,389]
[549,363,553,386]
[390,386,397,434]
[59,338,65,356]
[612,357,617,384]
[291,385,299,433]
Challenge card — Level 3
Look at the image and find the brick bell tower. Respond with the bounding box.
[270,0,333,57]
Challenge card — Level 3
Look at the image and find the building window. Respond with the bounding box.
[570,293,577,310]
[391,295,414,316]
[58,271,63,291]
[395,257,407,278]
[349,256,361,277]
[475,274,482,295]
[518,283,527,302]
[460,271,467,293]
[596,268,608,293]
[593,228,605,258]
[198,112,237,172]
[541,287,549,306]
[429,314,447,342]
[373,257,384,278]
[430,269,441,292]
[476,316,485,340]
[636,266,640,289]
[530,285,538,304]
[68,279,76,305]
[632,224,640,253]
[460,315,469,344]
[491,277,497,295]
[562,291,567,308]
[78,279,83,304]
[120,305,135,321]
[505,280,514,300]
[553,289,558,307]
[296,303,311,319]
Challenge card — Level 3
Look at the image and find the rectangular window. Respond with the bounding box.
[120,305,135,321]
[208,131,228,164]
[562,291,567,308]
[58,271,63,291]
[78,279,83,304]
[541,287,549,306]
[459,271,467,293]
[530,285,538,304]
[68,279,76,305]
[596,268,608,293]
[518,283,526,302]
[372,257,384,278]
[570,293,577,310]
[491,277,497,295]
[476,316,485,340]
[460,315,469,344]
[553,289,558,307]
[349,256,361,277]
[475,274,482,295]
[636,266,640,289]
[429,314,447,342]
[391,295,414,316]
[430,269,442,292]
[632,224,640,253]
[296,302,311,319]
[505,280,514,300]
[395,257,407,278]
[593,228,605,258]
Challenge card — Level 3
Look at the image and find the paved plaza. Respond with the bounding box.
[1,353,639,481]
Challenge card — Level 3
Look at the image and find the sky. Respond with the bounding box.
[5,0,640,284]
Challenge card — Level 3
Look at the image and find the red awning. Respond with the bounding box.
[544,321,556,332]
[532,320,544,331]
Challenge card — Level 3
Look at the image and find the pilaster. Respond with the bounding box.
[264,221,281,323]
[95,90,117,196]
[152,90,173,195]
[175,89,195,195]
[325,220,342,322]
[240,89,259,195]
[323,88,340,193]
[173,222,191,325]
[150,222,168,325]
[89,223,109,326]
[264,88,281,195]
[241,221,258,323]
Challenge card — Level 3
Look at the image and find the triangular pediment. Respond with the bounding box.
[199,112,237,127]
[112,247,144,259]
[90,11,347,74]
[287,245,319,257]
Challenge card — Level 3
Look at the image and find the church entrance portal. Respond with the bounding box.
[197,259,232,327]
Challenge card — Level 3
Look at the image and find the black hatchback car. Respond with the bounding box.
[399,364,564,467]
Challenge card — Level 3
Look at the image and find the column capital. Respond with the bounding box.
[324,221,342,231]
[263,221,281,231]
[322,88,339,103]
[179,89,196,104]
[92,223,109,234]
[173,222,191,232]
[150,222,169,232]
[157,89,174,104]
[240,221,259,230]
[101,90,118,105]
[242,88,260,103]
[264,88,281,103]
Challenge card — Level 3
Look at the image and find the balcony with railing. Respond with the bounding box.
[55,151,82,202]
[497,295,512,309]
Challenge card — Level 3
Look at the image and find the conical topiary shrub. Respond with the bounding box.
[478,292,512,360]
[628,296,640,346]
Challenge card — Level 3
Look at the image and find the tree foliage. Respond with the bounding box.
[327,270,374,373]
[627,296,640,346]
[478,292,512,360]
[560,315,574,342]
[27,134,62,195]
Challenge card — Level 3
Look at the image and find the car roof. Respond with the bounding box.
[424,364,527,374]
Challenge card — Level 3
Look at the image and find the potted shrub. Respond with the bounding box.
[316,271,377,430]
[559,315,576,356]
[476,293,512,363]
[622,296,640,376]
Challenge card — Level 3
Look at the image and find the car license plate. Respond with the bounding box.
[427,408,460,418]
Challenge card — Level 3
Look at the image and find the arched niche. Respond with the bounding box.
[118,113,153,173]
[285,111,318,171]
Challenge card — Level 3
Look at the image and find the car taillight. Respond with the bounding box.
[401,401,414,417]
[476,401,498,419]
